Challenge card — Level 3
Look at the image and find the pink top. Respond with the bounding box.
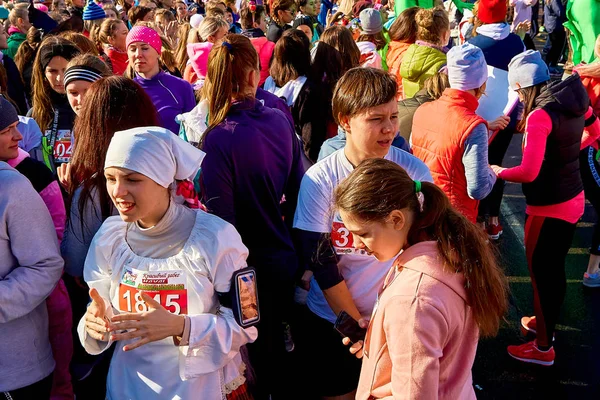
[510,0,537,32]
[496,108,600,223]
[356,241,478,400]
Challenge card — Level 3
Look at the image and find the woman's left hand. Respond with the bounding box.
[490,164,504,176]
[108,292,185,351]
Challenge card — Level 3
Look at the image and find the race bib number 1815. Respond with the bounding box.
[118,268,188,315]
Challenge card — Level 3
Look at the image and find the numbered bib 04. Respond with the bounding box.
[119,268,188,315]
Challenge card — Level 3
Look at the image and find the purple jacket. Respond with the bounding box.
[201,98,305,282]
[134,71,196,133]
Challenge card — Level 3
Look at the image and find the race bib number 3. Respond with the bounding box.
[331,219,369,256]
[119,268,188,315]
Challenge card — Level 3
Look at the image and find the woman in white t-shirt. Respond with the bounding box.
[292,67,432,399]
[78,126,257,400]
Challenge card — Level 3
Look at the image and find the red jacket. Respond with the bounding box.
[411,89,486,222]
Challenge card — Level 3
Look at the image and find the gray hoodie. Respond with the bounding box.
[0,162,63,392]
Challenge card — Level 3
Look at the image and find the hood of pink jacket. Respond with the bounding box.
[187,42,214,79]
[395,241,468,303]
[7,148,30,168]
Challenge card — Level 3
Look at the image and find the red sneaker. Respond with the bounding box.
[487,223,503,240]
[507,340,555,366]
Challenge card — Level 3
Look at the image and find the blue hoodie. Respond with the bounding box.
[134,71,196,133]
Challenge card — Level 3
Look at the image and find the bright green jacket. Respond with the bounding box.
[400,44,447,98]
[564,0,600,65]
[394,0,474,18]
[3,32,26,60]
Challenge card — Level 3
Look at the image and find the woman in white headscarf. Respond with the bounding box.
[77,126,257,400]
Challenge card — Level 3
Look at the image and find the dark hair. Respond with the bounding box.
[516,82,547,132]
[270,0,295,25]
[67,76,160,234]
[334,158,509,337]
[203,34,259,131]
[320,25,360,72]
[60,31,100,55]
[14,27,42,81]
[332,67,396,124]
[269,29,311,87]
[389,6,419,42]
[128,6,153,25]
[240,4,265,30]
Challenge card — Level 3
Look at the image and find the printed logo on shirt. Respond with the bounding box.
[47,129,73,164]
[118,267,188,315]
[331,213,370,256]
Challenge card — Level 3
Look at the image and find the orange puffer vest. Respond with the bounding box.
[411,88,486,222]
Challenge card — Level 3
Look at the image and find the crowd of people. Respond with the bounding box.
[1,0,599,399]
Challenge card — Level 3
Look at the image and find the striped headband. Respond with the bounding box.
[64,66,104,88]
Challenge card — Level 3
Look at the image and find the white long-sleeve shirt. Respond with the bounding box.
[78,202,257,400]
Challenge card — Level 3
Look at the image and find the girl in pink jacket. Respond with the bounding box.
[333,158,509,400]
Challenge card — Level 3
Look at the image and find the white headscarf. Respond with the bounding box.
[104,126,205,188]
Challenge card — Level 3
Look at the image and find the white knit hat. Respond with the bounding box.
[447,42,488,91]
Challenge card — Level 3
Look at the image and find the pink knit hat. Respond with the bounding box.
[126,26,162,56]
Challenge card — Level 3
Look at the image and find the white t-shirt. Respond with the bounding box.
[78,210,257,400]
[293,147,433,323]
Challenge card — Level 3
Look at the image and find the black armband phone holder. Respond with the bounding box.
[217,266,260,328]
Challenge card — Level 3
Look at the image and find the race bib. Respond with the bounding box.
[118,268,188,315]
[48,129,73,164]
[331,214,369,256]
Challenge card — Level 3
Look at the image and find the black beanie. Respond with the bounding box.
[0,96,19,132]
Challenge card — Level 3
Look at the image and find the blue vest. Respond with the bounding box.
[468,33,524,71]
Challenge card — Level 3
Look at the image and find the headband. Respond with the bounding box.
[39,43,81,70]
[64,65,103,87]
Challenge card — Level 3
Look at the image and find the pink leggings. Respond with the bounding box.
[46,279,74,400]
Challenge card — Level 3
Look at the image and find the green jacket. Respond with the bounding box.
[564,0,600,65]
[4,32,26,60]
[400,44,447,99]
[394,0,474,18]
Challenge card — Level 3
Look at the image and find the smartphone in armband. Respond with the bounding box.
[230,267,260,328]
[334,311,366,344]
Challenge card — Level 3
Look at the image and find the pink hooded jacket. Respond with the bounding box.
[356,241,478,400]
[187,42,214,81]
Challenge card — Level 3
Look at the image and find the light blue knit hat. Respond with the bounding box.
[447,42,488,91]
[83,0,106,21]
[508,50,550,91]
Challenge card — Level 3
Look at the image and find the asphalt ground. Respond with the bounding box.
[470,127,600,399]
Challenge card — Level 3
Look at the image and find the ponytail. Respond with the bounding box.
[202,34,259,141]
[334,158,508,337]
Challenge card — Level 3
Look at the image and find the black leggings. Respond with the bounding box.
[580,147,600,255]
[545,29,566,67]
[2,373,53,400]
[478,126,516,218]
[524,215,576,347]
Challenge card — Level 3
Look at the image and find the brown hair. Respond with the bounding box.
[8,8,28,28]
[206,5,226,17]
[65,53,112,80]
[103,5,119,18]
[332,67,396,124]
[0,63,18,110]
[320,25,360,73]
[270,0,295,25]
[60,31,100,55]
[415,6,449,45]
[175,22,191,73]
[516,82,546,132]
[334,158,509,337]
[203,34,258,134]
[155,7,177,32]
[14,26,42,80]
[356,31,387,51]
[67,76,160,233]
[128,6,153,25]
[269,29,310,87]
[389,6,419,43]
[423,71,449,99]
[240,4,266,30]
[31,36,81,132]
[94,18,126,50]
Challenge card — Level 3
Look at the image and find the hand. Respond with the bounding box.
[300,270,313,291]
[488,116,510,132]
[341,317,370,359]
[490,164,504,176]
[85,288,109,341]
[514,21,531,39]
[56,162,71,188]
[108,292,185,351]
